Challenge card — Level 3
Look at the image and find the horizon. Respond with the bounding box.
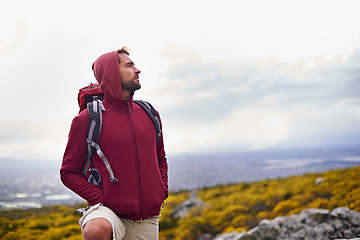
[1,143,360,162]
[1,144,359,210]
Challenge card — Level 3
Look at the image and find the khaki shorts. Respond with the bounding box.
[79,203,160,240]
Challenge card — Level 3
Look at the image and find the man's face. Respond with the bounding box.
[118,52,141,95]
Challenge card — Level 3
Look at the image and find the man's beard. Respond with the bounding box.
[121,79,141,93]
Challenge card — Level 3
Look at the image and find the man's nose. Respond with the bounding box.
[135,67,141,74]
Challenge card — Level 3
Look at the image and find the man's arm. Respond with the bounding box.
[60,115,104,205]
[156,113,168,198]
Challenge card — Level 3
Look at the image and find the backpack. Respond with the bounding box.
[77,83,161,186]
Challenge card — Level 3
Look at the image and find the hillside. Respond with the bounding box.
[1,166,359,240]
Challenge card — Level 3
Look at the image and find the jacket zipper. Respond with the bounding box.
[127,101,143,219]
[127,101,133,115]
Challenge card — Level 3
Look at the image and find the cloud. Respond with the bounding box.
[154,46,360,153]
[1,45,359,157]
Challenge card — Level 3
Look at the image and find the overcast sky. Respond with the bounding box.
[1,0,360,160]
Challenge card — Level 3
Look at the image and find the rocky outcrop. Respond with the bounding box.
[213,207,360,240]
[170,189,206,219]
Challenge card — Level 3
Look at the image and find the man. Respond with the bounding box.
[60,47,168,240]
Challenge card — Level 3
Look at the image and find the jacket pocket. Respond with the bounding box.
[102,180,140,217]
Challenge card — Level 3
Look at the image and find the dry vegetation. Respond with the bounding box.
[1,166,359,240]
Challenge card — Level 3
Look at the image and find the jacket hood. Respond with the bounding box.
[92,50,123,100]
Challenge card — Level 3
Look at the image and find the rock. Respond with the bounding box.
[314,177,324,185]
[332,218,344,231]
[336,239,360,240]
[199,233,213,240]
[303,208,329,223]
[330,207,351,220]
[354,227,360,236]
[247,223,280,240]
[213,207,360,240]
[213,231,246,240]
[170,189,206,218]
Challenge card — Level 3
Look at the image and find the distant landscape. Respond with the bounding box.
[2,164,360,240]
[1,145,359,210]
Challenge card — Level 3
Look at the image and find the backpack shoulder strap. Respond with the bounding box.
[133,100,161,144]
[83,96,103,177]
[83,97,119,183]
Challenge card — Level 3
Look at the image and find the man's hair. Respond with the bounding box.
[118,47,131,63]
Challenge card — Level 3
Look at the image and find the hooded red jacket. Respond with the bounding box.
[60,50,168,220]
